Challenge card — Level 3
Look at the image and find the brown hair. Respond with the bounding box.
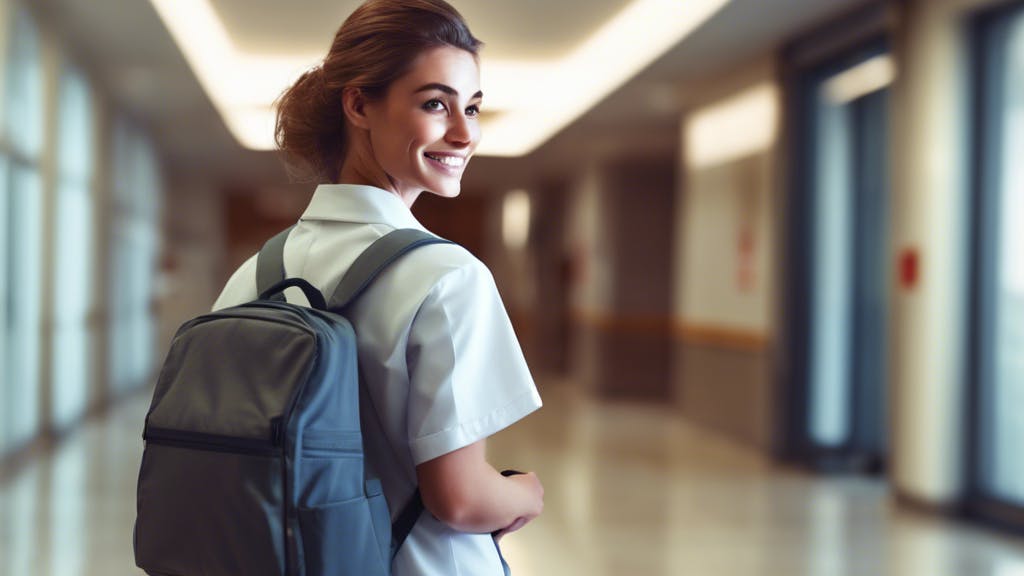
[274,0,482,183]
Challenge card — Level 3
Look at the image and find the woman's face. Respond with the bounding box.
[362,46,482,203]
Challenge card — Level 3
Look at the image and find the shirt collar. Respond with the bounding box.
[300,184,428,231]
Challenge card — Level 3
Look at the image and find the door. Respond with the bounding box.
[783,39,893,473]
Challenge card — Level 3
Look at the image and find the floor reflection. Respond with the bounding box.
[1,380,1024,575]
[0,394,146,576]
[1,466,39,575]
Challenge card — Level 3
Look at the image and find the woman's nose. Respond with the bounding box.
[445,112,474,146]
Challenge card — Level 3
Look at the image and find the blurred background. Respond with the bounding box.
[1,0,1023,574]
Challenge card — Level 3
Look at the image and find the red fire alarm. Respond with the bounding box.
[899,248,919,290]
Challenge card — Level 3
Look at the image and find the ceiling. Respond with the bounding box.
[211,0,630,61]
[32,0,868,191]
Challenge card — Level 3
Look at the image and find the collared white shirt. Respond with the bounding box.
[213,184,542,576]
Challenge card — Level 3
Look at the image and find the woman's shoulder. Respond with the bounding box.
[414,239,485,274]
[210,232,495,312]
[407,240,496,290]
[375,237,499,310]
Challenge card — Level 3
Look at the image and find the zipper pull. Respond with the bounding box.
[270,416,284,447]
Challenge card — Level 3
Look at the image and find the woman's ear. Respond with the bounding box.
[342,86,372,130]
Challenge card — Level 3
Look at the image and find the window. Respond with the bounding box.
[809,84,855,446]
[51,67,94,430]
[0,155,9,454]
[989,13,1024,506]
[972,1,1024,518]
[1,4,44,455]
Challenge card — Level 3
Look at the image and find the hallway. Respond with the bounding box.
[3,379,1024,576]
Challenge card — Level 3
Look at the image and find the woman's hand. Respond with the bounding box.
[493,469,544,541]
[494,472,544,541]
[494,517,528,542]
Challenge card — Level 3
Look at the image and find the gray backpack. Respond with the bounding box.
[134,227,450,576]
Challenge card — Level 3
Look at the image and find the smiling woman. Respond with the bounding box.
[274,0,483,196]
[205,2,546,576]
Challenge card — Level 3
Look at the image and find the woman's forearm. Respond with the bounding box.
[416,441,544,534]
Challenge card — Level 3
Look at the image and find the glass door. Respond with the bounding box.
[970,1,1024,527]
[786,40,893,472]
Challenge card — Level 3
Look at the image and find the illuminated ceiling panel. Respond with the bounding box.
[149,0,732,156]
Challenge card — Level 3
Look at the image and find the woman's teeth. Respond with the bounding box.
[425,153,465,168]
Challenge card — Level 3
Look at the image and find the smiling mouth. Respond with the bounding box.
[424,153,466,169]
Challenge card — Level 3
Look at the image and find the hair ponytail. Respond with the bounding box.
[274,66,346,182]
[273,0,482,183]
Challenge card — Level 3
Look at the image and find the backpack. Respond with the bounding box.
[134,227,451,576]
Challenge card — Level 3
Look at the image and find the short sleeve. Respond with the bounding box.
[405,259,542,465]
[212,254,258,311]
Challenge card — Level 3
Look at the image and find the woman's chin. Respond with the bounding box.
[426,182,462,199]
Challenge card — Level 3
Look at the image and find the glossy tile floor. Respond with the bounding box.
[3,380,1024,575]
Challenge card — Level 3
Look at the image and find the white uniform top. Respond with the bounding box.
[213,183,542,576]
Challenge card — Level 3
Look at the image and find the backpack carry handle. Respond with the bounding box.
[255,226,328,310]
[259,277,327,310]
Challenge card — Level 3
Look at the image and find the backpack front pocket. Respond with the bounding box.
[297,491,390,576]
[135,432,287,576]
[297,430,365,507]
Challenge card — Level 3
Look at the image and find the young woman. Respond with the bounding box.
[212,1,544,574]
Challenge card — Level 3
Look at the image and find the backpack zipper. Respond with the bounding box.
[144,425,281,457]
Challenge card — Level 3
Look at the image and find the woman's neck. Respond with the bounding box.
[337,151,420,208]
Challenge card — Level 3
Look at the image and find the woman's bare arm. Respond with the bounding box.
[416,440,544,534]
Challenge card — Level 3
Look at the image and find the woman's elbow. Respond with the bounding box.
[417,441,494,530]
[423,490,481,531]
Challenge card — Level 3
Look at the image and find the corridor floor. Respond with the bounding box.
[2,379,1024,575]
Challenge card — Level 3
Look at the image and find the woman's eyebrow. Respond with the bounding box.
[414,82,483,100]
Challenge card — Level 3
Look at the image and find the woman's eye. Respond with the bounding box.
[466,104,480,117]
[423,99,446,112]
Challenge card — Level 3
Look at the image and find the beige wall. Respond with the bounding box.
[679,154,775,331]
[675,57,779,335]
[568,161,612,315]
[528,179,572,375]
[567,156,676,399]
[158,181,226,356]
[672,57,779,448]
[889,0,1005,505]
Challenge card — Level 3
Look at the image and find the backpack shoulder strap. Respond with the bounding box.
[256,226,444,555]
[256,225,295,298]
[258,227,452,308]
[391,490,424,560]
[327,229,448,556]
[328,228,453,311]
